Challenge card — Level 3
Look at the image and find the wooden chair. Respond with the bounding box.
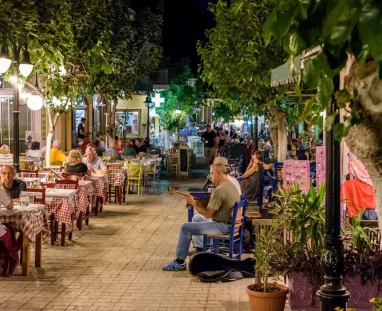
[41,182,55,188]
[55,179,79,190]
[107,164,123,204]
[27,187,55,245]
[126,163,144,196]
[27,187,46,204]
[144,161,158,193]
[62,172,84,181]
[202,199,248,259]
[54,179,78,246]
[167,155,179,177]
[19,170,38,178]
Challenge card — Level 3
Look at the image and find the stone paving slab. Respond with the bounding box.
[0,180,292,311]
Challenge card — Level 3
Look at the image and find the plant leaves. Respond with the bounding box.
[358,0,382,60]
[334,122,349,141]
[336,89,351,108]
[317,76,334,108]
[324,111,338,131]
[302,58,318,89]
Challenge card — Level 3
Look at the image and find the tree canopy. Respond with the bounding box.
[197,0,287,110]
[156,59,204,131]
[263,0,382,140]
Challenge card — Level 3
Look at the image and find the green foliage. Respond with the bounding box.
[156,59,204,130]
[254,227,289,291]
[263,0,382,140]
[90,0,163,100]
[272,184,326,254]
[197,0,287,112]
[213,101,241,123]
[0,0,163,131]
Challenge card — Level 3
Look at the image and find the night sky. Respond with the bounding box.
[136,0,216,71]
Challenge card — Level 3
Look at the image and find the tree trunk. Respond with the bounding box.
[163,130,171,152]
[270,106,287,161]
[345,60,382,231]
[45,112,61,166]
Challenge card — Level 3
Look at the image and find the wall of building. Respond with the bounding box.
[116,94,148,138]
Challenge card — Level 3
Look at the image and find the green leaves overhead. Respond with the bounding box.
[264,0,382,141]
[198,0,287,112]
[0,0,163,113]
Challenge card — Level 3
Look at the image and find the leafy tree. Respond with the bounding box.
[263,0,382,216]
[156,59,204,130]
[197,0,297,160]
[90,0,163,138]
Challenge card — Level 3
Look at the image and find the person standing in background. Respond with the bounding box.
[201,125,216,165]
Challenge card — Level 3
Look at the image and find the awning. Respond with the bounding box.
[271,56,301,87]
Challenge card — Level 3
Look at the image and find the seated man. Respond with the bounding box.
[82,146,107,174]
[50,140,67,164]
[162,163,240,271]
[1,165,26,200]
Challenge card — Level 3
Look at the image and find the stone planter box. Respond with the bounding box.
[288,272,380,311]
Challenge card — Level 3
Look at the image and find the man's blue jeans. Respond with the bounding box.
[176,217,230,260]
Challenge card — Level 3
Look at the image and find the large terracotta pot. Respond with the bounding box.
[246,283,289,311]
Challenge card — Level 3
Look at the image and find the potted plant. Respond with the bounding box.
[267,184,382,310]
[246,222,289,311]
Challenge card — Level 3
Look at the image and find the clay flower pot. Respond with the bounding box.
[246,283,289,311]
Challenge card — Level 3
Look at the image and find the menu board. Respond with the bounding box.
[179,148,188,174]
[316,146,326,189]
[282,160,310,193]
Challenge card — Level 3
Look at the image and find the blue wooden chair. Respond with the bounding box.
[202,199,248,259]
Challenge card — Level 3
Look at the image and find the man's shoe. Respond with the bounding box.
[162,260,186,271]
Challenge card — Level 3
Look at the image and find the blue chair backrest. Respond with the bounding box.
[229,199,248,238]
[262,150,269,162]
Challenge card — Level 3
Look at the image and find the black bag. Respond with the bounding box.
[189,252,255,283]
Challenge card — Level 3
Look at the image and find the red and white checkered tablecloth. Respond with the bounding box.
[76,181,93,216]
[45,189,77,230]
[86,175,108,197]
[0,204,50,241]
[45,197,75,230]
[108,169,126,187]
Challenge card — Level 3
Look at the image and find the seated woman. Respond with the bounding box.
[240,151,265,202]
[104,142,120,160]
[26,141,43,166]
[123,139,136,157]
[116,139,124,154]
[65,150,91,176]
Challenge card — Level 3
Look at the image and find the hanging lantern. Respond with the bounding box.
[27,94,44,111]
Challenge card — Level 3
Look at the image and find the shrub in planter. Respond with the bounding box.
[246,224,289,311]
[267,185,382,310]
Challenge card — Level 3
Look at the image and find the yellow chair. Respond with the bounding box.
[126,163,144,196]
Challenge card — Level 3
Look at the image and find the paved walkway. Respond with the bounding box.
[0,180,290,311]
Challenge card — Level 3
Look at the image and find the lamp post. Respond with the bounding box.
[317,75,350,309]
[143,96,154,141]
[0,44,34,172]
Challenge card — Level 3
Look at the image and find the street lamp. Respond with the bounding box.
[143,96,154,141]
[0,44,34,172]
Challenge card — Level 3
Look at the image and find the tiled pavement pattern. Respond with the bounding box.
[0,180,291,311]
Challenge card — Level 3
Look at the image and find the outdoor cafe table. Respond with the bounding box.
[0,204,50,276]
[84,175,108,215]
[76,180,93,229]
[44,188,77,246]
